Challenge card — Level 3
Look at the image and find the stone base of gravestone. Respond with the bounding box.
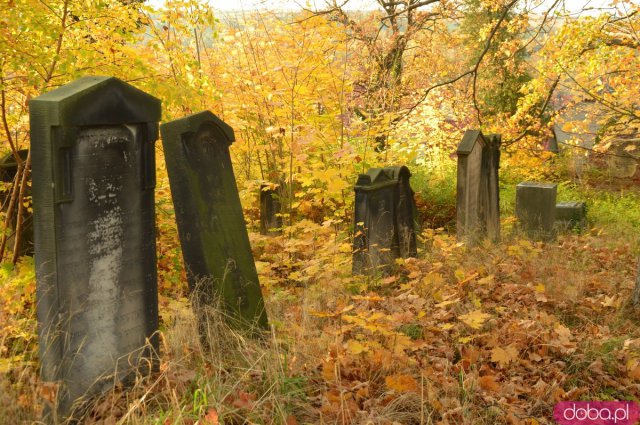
[515,182,557,240]
[0,149,34,257]
[260,185,282,235]
[555,201,586,232]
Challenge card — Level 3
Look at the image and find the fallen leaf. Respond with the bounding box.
[458,310,491,329]
[203,408,219,425]
[346,340,367,355]
[478,375,501,393]
[491,345,519,368]
[285,415,298,425]
[385,374,419,393]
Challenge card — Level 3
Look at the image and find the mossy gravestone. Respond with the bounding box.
[515,182,557,240]
[456,130,501,242]
[352,166,417,275]
[29,77,160,421]
[160,111,268,334]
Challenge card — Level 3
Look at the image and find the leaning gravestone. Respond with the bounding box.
[160,111,268,334]
[353,166,417,275]
[456,130,501,242]
[515,182,557,240]
[29,77,160,421]
[260,184,282,235]
[0,149,34,256]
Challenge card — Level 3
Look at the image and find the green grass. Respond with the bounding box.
[411,164,458,230]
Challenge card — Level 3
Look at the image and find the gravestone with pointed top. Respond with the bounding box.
[456,130,501,242]
[29,76,160,421]
[352,166,417,275]
[160,111,268,335]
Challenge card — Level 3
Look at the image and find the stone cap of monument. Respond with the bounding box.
[355,165,411,191]
[159,110,235,146]
[456,129,486,155]
[30,76,161,125]
[382,165,411,182]
[517,181,557,190]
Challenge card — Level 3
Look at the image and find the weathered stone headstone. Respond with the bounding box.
[456,130,501,242]
[515,182,557,240]
[385,166,418,258]
[160,111,268,333]
[0,149,33,257]
[29,76,160,420]
[260,185,282,235]
[352,166,417,275]
[485,134,501,241]
[555,201,586,232]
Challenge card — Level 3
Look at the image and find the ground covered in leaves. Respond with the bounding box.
[2,219,640,424]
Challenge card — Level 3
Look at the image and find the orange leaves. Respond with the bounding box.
[478,375,501,393]
[202,408,219,425]
[385,374,419,393]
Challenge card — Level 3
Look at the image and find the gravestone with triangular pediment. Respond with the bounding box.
[456,130,501,242]
[30,76,160,421]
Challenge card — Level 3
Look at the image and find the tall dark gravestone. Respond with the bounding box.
[29,77,160,420]
[260,185,282,235]
[456,130,501,242]
[515,182,557,240]
[352,166,417,275]
[160,111,268,333]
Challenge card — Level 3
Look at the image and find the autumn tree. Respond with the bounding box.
[0,0,155,263]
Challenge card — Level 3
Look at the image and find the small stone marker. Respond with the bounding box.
[29,76,160,420]
[456,130,501,242]
[0,149,33,256]
[260,184,282,235]
[160,111,268,333]
[555,201,586,231]
[353,166,417,275]
[515,182,557,240]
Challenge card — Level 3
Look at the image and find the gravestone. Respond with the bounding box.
[260,185,282,235]
[385,166,418,258]
[456,130,501,242]
[160,111,268,334]
[29,76,160,420]
[515,182,557,240]
[555,201,586,231]
[0,149,33,257]
[352,166,417,275]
